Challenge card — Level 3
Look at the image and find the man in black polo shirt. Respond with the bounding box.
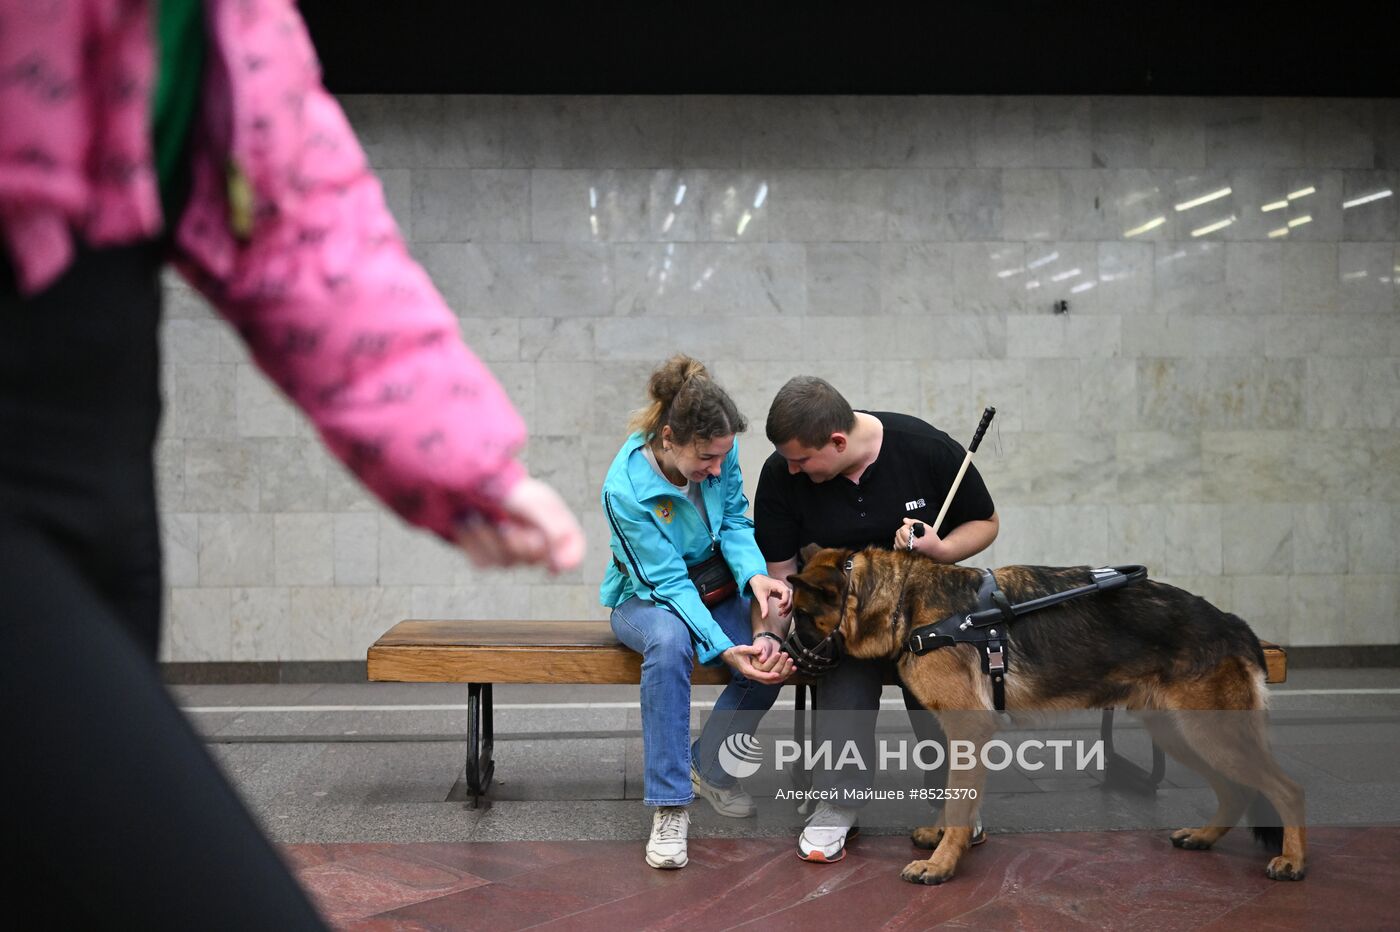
[753,376,999,863]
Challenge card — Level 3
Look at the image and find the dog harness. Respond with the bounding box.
[905,565,1148,712]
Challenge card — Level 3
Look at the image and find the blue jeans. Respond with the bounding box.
[610,594,781,807]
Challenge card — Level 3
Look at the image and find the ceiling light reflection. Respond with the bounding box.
[754,183,768,209]
[1027,251,1060,270]
[736,210,753,236]
[674,183,687,206]
[1342,190,1393,209]
[1261,200,1288,212]
[1287,215,1312,228]
[1175,187,1232,212]
[1190,216,1236,237]
[1288,186,1316,200]
[1268,227,1289,238]
[1124,216,1166,237]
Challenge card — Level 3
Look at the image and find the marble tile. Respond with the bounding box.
[1001,169,1064,241]
[1286,575,1347,646]
[529,584,608,621]
[340,95,504,169]
[410,170,530,243]
[1203,98,1306,170]
[920,360,1023,435]
[531,244,613,319]
[1345,502,1398,575]
[879,244,957,316]
[166,588,231,662]
[456,318,520,362]
[165,363,237,440]
[531,362,595,437]
[161,513,200,588]
[871,97,976,168]
[609,244,692,317]
[1092,241,1154,315]
[1016,241,1097,314]
[1153,240,1225,314]
[864,315,1006,361]
[684,244,806,318]
[1226,575,1291,644]
[286,586,416,660]
[1343,575,1400,643]
[1091,98,1150,168]
[161,270,217,320]
[335,513,380,586]
[1148,98,1207,168]
[971,97,1037,168]
[739,96,875,169]
[524,435,590,508]
[805,243,880,317]
[1224,242,1282,313]
[1115,431,1203,504]
[765,171,889,242]
[1305,358,1400,430]
[1279,242,1339,314]
[589,360,655,434]
[1264,314,1400,358]
[1121,315,1264,359]
[1222,504,1294,575]
[1107,505,1170,578]
[236,365,307,438]
[990,432,1116,506]
[162,318,243,365]
[1202,430,1370,503]
[885,169,1005,242]
[325,459,379,514]
[274,514,335,587]
[502,96,677,168]
[1291,503,1350,574]
[377,514,463,588]
[517,318,596,362]
[414,243,535,318]
[257,439,329,513]
[199,514,276,587]
[487,361,536,427]
[949,242,1029,314]
[1338,242,1396,313]
[1007,315,1121,359]
[591,317,671,362]
[1303,98,1376,168]
[1160,504,1223,576]
[184,440,260,512]
[530,170,698,243]
[1137,359,1302,430]
[155,436,185,510]
[676,97,744,168]
[1033,96,1093,168]
[229,587,292,661]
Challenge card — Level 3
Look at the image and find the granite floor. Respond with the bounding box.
[173,668,1400,930]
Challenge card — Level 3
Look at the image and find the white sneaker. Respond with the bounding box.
[691,765,756,818]
[646,806,690,869]
[797,801,859,863]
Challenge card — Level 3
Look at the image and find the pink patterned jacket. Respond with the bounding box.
[0,0,525,540]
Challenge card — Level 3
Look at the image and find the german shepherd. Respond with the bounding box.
[787,545,1306,886]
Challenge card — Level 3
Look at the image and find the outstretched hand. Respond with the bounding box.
[455,476,586,573]
[722,643,791,684]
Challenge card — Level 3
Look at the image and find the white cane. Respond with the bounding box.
[910,407,996,548]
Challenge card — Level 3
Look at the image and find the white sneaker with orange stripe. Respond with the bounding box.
[797,801,859,862]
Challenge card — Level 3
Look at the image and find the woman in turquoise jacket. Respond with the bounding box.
[601,355,793,869]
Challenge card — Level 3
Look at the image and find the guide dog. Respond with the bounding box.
[785,545,1306,886]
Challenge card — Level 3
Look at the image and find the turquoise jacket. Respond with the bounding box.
[600,432,768,665]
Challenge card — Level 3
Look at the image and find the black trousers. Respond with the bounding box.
[0,243,326,929]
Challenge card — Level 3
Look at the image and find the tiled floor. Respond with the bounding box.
[287,827,1398,930]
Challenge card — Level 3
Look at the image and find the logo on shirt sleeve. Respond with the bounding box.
[655,499,675,523]
[905,498,926,511]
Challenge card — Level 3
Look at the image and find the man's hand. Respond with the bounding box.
[722,644,790,684]
[894,518,952,562]
[455,476,586,573]
[748,574,792,619]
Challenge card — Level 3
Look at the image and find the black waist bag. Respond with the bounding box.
[687,551,738,607]
[613,551,738,608]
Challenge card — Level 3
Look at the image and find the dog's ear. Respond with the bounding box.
[798,542,823,565]
[787,574,816,593]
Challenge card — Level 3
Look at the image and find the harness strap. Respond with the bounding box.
[905,564,1149,712]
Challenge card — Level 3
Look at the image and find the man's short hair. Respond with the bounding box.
[765,376,856,449]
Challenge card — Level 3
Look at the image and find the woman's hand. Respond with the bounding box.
[751,633,795,678]
[748,574,792,619]
[455,476,586,573]
[722,644,791,684]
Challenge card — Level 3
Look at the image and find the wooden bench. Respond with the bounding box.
[368,620,1287,805]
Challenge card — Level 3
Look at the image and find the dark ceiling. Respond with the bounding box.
[298,1,1400,97]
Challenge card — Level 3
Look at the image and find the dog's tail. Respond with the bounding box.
[1247,791,1284,852]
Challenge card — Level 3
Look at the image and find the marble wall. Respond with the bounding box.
[157,95,1400,661]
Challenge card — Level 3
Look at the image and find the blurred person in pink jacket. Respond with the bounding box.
[0,1,583,926]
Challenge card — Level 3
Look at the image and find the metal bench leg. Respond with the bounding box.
[1100,708,1164,795]
[465,682,496,808]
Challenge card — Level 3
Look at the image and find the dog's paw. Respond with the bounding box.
[1265,855,1306,881]
[910,825,945,850]
[1170,828,1215,850]
[901,858,955,885]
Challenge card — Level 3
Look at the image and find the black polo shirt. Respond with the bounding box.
[754,411,995,562]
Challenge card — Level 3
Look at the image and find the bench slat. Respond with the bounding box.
[368,621,1286,685]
